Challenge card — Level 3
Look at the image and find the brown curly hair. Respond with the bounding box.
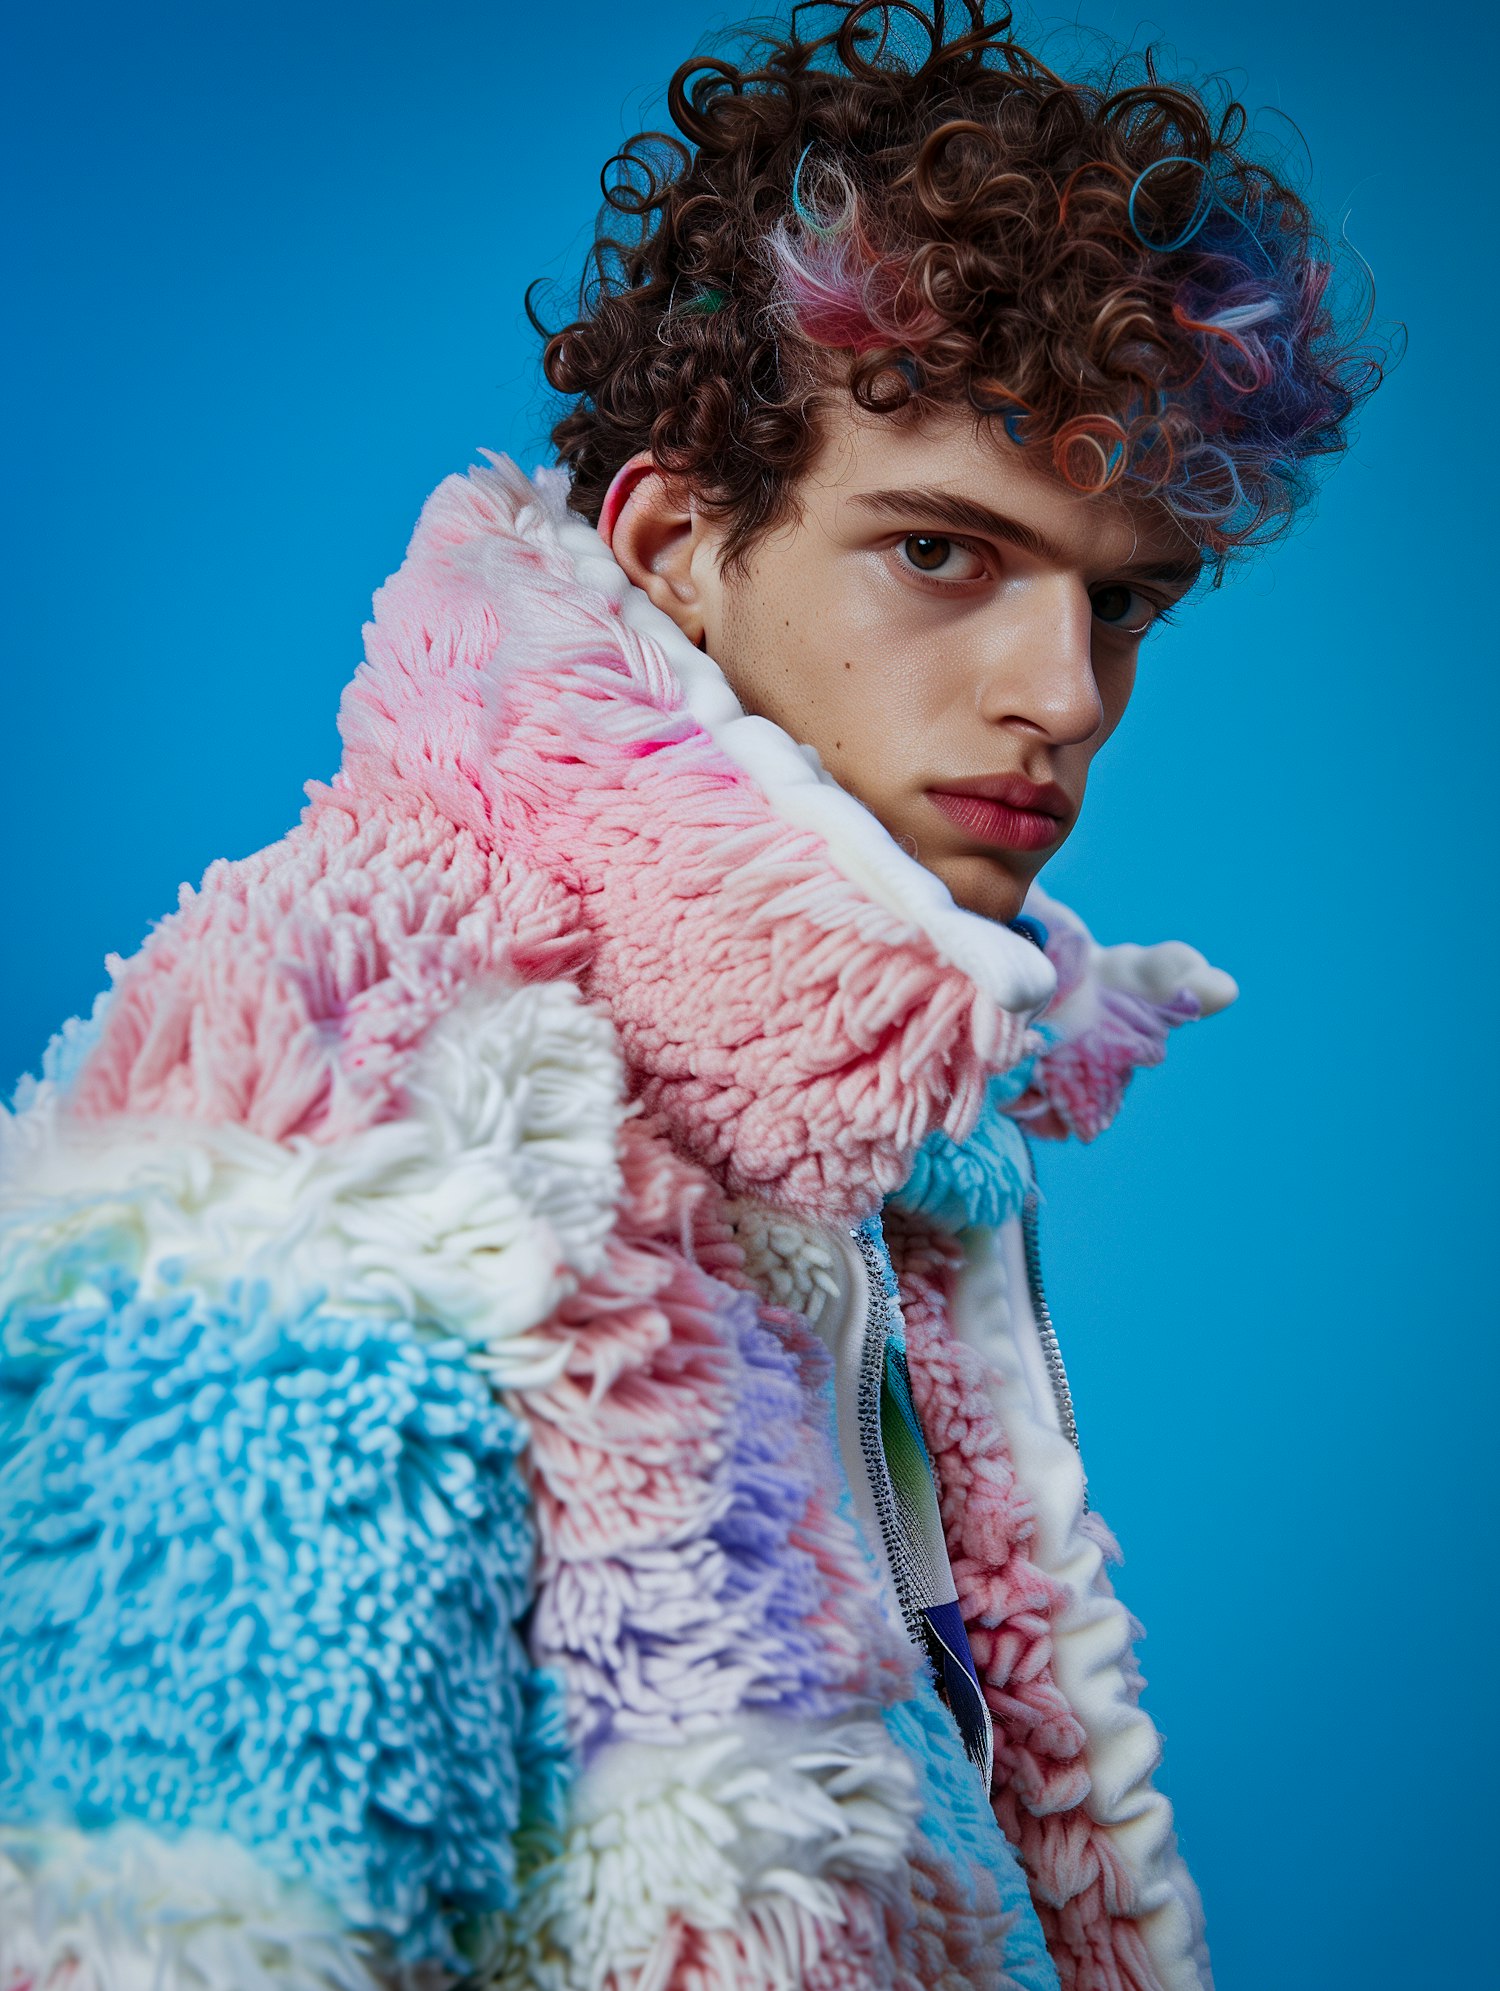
[534,0,1385,575]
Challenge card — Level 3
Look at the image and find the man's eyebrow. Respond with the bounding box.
[846,485,1202,589]
[848,486,1066,561]
[1122,554,1204,589]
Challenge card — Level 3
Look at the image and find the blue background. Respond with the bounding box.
[3,3,1493,1983]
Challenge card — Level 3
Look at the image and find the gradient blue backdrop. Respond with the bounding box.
[3,3,1493,1983]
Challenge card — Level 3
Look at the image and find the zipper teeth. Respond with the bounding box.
[1020,1191,1079,1449]
[1017,1142,1088,1511]
[850,1224,925,1645]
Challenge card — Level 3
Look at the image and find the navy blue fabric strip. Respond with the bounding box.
[921,1596,994,1791]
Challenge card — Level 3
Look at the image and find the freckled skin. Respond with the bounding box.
[606,398,1200,925]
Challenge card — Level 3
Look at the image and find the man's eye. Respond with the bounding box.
[1090,583,1156,634]
[899,533,983,579]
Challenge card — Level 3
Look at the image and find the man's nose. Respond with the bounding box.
[975,577,1102,745]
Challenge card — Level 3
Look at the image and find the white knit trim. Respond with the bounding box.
[1024,884,1237,1022]
[953,1219,1214,1991]
[0,978,625,1391]
[476,1712,918,1990]
[469,453,1060,1023]
[0,1822,432,1991]
[725,1197,844,1330]
[1093,939,1236,1017]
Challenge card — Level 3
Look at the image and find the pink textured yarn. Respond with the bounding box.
[662,1883,893,1991]
[497,1120,1024,1989]
[895,1832,1024,1991]
[888,1214,1166,1991]
[71,788,588,1141]
[1023,993,1197,1144]
[512,1119,913,1749]
[337,457,1025,1218]
[659,1845,1020,1991]
[71,455,1025,1222]
[1016,893,1200,1146]
[43,451,1148,1984]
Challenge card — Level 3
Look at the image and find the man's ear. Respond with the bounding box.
[600,457,718,647]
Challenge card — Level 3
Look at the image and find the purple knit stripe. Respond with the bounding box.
[531,1292,896,1757]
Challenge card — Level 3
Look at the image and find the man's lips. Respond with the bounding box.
[926,777,1070,854]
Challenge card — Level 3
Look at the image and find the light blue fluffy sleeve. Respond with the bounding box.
[0,1200,564,1969]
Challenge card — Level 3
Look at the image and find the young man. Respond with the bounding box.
[0,5,1379,1988]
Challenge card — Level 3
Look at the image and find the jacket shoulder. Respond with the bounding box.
[0,970,629,1970]
[66,785,592,1145]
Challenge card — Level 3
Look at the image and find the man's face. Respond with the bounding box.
[616,399,1203,925]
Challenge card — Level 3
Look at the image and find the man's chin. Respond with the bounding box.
[922,850,1032,927]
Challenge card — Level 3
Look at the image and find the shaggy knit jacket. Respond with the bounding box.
[0,455,1237,1991]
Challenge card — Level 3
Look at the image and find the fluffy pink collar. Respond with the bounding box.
[77,454,1230,1223]
[337,454,1065,1216]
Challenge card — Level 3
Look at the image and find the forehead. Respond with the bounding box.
[801,396,1199,575]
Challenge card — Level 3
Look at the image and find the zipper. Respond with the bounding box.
[1018,1133,1088,1510]
[849,1216,996,1791]
[849,1219,926,1648]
